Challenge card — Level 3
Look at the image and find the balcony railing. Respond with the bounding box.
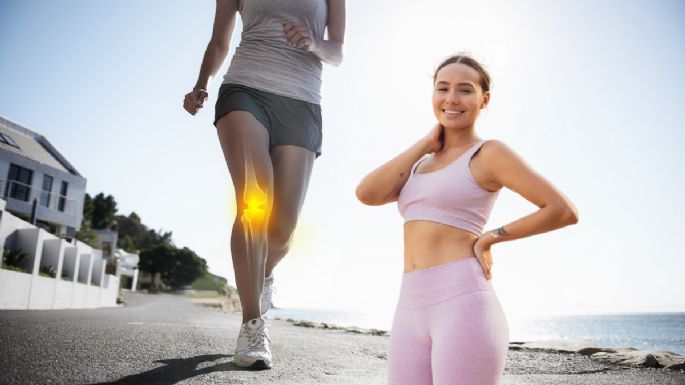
[0,179,78,217]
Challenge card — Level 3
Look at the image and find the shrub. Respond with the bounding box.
[2,248,29,273]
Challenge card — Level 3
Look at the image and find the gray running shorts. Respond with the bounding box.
[214,83,323,157]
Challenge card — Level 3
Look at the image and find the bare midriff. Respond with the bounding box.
[403,221,478,272]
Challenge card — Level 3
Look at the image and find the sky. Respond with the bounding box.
[1,0,684,326]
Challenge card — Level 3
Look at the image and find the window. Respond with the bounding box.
[58,181,68,212]
[40,175,53,207]
[6,164,33,202]
[0,132,19,148]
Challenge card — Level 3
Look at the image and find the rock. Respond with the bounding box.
[591,349,685,369]
[293,320,320,328]
[666,361,685,371]
[368,329,389,336]
[578,347,616,356]
[508,342,525,351]
[644,354,660,368]
[515,339,599,354]
[320,322,342,330]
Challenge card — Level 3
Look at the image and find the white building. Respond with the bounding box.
[0,116,86,237]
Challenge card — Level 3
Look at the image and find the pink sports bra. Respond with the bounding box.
[397,140,499,235]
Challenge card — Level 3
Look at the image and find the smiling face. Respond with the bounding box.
[432,62,490,131]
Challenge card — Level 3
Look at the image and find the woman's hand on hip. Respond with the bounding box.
[473,235,494,280]
[183,89,209,116]
[283,21,319,52]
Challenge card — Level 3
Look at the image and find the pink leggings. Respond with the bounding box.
[388,258,509,385]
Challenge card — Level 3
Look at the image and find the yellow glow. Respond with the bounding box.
[241,183,268,227]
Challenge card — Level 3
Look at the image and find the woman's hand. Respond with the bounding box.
[421,123,445,154]
[473,234,494,280]
[283,21,319,51]
[183,89,209,116]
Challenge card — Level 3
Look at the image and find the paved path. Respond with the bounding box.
[0,292,683,385]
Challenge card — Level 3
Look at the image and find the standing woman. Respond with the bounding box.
[356,54,578,385]
[183,0,345,369]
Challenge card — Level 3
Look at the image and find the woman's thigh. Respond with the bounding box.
[429,291,509,385]
[216,110,274,213]
[388,307,433,385]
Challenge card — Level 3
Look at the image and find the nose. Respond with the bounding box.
[444,90,460,105]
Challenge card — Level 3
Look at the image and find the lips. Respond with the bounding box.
[441,109,465,116]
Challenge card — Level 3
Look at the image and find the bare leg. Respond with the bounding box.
[216,111,273,323]
[265,145,316,277]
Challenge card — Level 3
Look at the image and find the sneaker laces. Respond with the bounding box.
[245,327,271,349]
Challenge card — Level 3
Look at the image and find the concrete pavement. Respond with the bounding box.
[0,292,683,385]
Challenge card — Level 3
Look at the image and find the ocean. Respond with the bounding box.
[267,308,685,355]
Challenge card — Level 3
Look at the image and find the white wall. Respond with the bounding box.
[61,246,78,281]
[90,249,104,287]
[0,210,34,250]
[0,208,120,310]
[53,279,72,309]
[77,253,92,285]
[0,269,31,309]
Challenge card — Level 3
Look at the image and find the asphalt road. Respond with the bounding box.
[0,292,683,385]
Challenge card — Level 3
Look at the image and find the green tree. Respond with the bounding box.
[82,193,94,227]
[74,226,99,248]
[91,193,117,230]
[139,244,174,288]
[116,212,173,252]
[165,247,207,288]
[74,193,99,247]
[139,245,207,289]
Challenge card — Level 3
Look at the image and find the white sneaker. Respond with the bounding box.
[261,275,275,315]
[234,318,272,369]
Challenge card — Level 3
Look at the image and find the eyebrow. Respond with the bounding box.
[435,81,476,88]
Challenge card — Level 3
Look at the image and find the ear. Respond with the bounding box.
[480,91,491,109]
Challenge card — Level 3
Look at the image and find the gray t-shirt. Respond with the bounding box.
[223,0,328,104]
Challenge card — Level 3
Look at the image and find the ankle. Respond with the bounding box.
[242,313,261,324]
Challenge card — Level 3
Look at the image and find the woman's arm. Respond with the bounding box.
[356,124,443,206]
[183,0,238,115]
[473,140,579,278]
[283,0,345,66]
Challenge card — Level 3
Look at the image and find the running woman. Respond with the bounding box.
[183,0,345,369]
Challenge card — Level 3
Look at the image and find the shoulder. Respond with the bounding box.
[476,139,528,174]
[478,139,515,159]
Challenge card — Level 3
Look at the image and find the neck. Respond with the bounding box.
[440,126,479,152]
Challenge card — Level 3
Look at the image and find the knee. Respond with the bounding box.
[239,181,270,230]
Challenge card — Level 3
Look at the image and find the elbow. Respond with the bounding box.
[208,39,229,54]
[555,203,579,227]
[355,184,382,206]
[355,185,373,206]
[566,205,579,225]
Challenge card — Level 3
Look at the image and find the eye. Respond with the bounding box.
[435,88,448,92]
[459,89,473,94]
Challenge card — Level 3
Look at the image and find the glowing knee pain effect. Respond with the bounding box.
[239,155,269,264]
[241,184,268,228]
